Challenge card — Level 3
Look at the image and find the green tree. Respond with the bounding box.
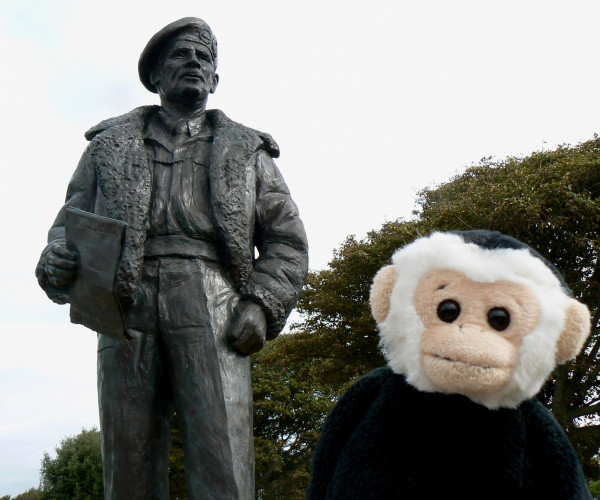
[35,420,188,500]
[40,428,103,499]
[8,488,42,500]
[590,478,600,498]
[168,413,186,499]
[253,136,600,495]
[252,336,336,499]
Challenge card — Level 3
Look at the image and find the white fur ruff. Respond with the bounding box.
[378,232,570,409]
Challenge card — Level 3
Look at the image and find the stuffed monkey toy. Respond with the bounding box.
[306,230,592,500]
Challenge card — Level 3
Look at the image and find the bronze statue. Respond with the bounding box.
[35,17,308,499]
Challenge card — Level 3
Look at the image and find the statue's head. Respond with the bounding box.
[139,17,219,103]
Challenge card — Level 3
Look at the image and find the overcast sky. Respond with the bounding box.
[2,0,600,495]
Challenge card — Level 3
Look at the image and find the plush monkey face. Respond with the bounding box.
[416,269,539,395]
[370,232,591,409]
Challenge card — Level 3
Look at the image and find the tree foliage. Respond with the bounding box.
[168,414,187,499]
[0,489,42,500]
[252,336,336,499]
[253,136,600,495]
[40,428,103,499]
[28,420,186,500]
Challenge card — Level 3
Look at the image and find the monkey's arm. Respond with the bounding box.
[521,400,591,499]
[306,367,386,500]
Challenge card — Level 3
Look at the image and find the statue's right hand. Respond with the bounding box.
[45,242,78,286]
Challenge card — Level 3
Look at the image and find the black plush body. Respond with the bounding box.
[307,367,590,499]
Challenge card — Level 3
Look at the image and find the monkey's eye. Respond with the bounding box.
[488,307,510,331]
[437,299,461,323]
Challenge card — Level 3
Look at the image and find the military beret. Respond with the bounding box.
[138,17,218,93]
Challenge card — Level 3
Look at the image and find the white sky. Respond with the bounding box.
[2,0,600,495]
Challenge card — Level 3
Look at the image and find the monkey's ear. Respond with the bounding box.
[370,265,398,323]
[555,299,591,364]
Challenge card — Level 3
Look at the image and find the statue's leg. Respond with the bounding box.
[97,259,171,500]
[158,258,253,500]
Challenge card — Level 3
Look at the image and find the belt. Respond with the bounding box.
[144,235,222,262]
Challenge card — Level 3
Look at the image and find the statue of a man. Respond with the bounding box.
[35,17,308,499]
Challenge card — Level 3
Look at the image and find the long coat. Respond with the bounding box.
[36,106,308,338]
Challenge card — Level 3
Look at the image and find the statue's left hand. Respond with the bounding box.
[228,300,267,356]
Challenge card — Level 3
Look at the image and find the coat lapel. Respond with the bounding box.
[86,106,156,308]
[207,109,261,288]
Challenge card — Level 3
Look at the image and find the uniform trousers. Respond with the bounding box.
[97,256,254,499]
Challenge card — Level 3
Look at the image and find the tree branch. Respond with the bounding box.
[568,403,600,420]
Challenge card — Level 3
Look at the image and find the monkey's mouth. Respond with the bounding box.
[429,353,495,370]
[422,353,512,394]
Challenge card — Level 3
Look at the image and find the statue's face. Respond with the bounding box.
[154,37,218,103]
